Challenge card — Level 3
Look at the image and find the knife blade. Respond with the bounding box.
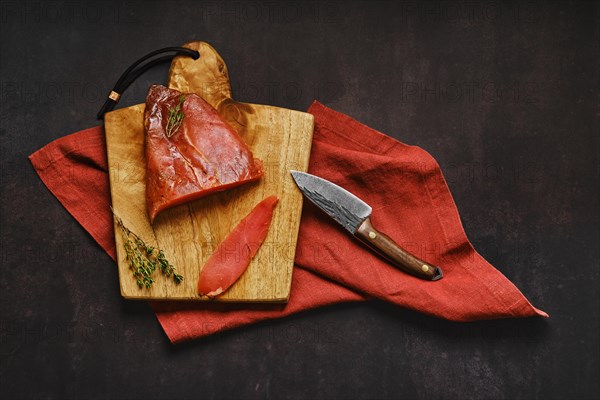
[291,171,443,281]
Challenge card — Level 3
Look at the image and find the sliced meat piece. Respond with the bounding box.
[144,84,263,222]
[198,195,279,297]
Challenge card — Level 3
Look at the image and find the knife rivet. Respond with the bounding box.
[368,231,377,239]
[422,264,429,272]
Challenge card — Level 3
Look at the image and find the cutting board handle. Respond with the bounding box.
[97,46,200,119]
[168,42,235,110]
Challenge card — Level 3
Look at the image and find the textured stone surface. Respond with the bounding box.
[0,1,598,399]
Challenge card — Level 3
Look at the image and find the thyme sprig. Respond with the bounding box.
[165,94,185,138]
[114,214,183,288]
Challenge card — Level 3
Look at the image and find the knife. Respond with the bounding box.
[291,171,443,281]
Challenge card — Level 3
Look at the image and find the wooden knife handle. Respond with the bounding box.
[355,217,443,281]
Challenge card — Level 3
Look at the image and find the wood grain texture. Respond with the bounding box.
[355,218,443,281]
[104,42,314,301]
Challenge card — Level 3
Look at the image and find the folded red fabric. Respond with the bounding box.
[29,101,546,343]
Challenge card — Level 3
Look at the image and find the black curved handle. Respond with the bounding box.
[97,46,200,119]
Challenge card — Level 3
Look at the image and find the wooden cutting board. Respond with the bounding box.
[104,42,314,302]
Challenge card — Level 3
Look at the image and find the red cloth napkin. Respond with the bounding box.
[29,101,547,343]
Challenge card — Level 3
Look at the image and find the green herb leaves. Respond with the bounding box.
[165,94,185,138]
[114,214,183,289]
[157,249,184,284]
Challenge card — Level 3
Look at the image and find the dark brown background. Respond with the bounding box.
[1,1,598,399]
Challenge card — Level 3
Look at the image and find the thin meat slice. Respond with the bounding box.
[144,85,264,222]
[198,195,279,297]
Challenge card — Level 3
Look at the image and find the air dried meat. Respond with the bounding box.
[144,85,263,222]
[198,195,279,297]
